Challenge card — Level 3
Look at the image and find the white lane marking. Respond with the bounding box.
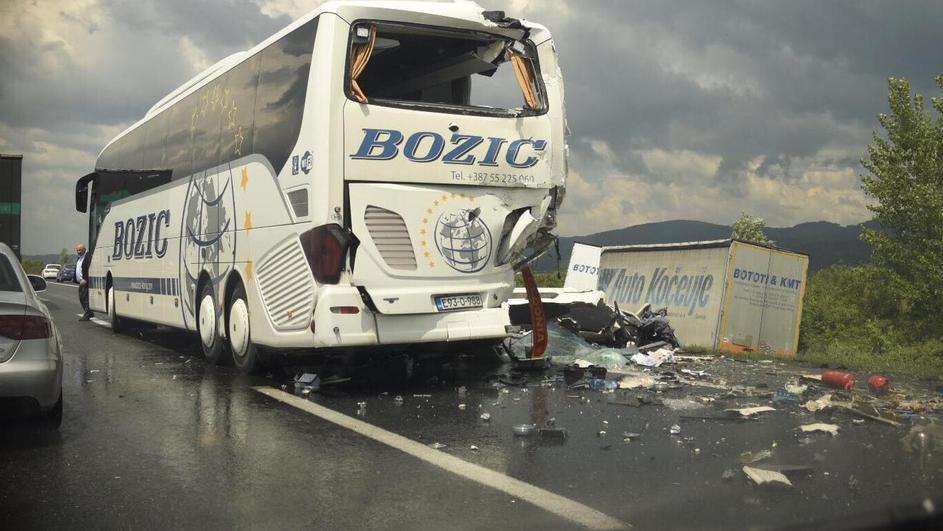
[76,313,110,327]
[253,386,628,530]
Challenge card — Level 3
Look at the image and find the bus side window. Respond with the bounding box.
[165,95,194,181]
[253,18,317,175]
[219,54,260,163]
[192,75,226,175]
[142,110,169,171]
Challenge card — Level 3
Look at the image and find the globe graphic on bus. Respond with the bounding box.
[435,210,492,273]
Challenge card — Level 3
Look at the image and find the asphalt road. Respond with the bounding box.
[1,283,941,530]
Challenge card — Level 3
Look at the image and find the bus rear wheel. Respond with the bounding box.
[198,282,227,364]
[108,287,124,333]
[228,284,263,374]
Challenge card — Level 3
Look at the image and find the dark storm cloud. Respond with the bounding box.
[101,0,290,60]
[1,0,941,252]
[524,0,943,183]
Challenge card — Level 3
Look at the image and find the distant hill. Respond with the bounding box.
[22,254,71,266]
[535,220,876,274]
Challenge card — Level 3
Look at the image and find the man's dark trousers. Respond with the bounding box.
[79,283,90,316]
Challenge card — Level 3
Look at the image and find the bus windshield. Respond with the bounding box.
[349,22,546,116]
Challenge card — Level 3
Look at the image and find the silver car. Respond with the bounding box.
[0,242,63,427]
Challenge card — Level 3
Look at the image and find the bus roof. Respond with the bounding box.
[98,0,550,159]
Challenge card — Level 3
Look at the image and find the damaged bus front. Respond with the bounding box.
[330,4,566,352]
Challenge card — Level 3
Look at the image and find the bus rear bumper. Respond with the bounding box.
[373,307,509,344]
[309,287,509,348]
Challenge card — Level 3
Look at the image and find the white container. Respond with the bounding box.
[597,239,808,356]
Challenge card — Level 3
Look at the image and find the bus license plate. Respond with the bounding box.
[434,294,482,311]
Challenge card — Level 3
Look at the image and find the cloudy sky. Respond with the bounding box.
[1,0,940,254]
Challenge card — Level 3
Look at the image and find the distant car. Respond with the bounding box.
[57,264,76,283]
[41,264,61,280]
[0,243,63,427]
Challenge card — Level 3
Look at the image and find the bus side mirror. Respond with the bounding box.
[76,172,96,213]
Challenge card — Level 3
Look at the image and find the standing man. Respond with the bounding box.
[75,243,93,321]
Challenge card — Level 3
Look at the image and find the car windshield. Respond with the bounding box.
[0,255,22,292]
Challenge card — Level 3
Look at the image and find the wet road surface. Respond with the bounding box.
[2,283,941,530]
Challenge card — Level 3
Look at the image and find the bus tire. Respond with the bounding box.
[198,282,227,364]
[108,287,124,333]
[228,284,262,374]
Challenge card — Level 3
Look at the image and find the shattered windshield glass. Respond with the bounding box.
[349,22,546,115]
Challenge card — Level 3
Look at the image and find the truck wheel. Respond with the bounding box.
[108,287,124,333]
[228,284,263,374]
[198,282,227,364]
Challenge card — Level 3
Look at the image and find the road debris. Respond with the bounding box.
[293,372,320,393]
[742,466,793,487]
[663,397,707,411]
[868,375,889,394]
[618,374,656,389]
[428,442,447,449]
[513,424,536,436]
[726,406,776,417]
[773,389,800,404]
[799,423,840,436]
[784,383,808,395]
[740,449,773,464]
[802,395,833,412]
[538,428,568,443]
[630,348,675,368]
[480,412,491,422]
[822,370,856,391]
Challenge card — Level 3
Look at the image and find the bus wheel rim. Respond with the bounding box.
[229,299,249,357]
[199,295,215,347]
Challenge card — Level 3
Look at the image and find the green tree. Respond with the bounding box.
[861,76,943,335]
[57,247,69,265]
[21,259,43,275]
[730,213,773,246]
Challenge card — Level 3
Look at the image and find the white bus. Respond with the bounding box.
[75,1,567,373]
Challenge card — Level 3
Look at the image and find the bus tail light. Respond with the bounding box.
[300,224,357,284]
[329,306,360,314]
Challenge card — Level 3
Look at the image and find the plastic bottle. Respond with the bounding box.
[589,378,617,391]
[822,370,855,391]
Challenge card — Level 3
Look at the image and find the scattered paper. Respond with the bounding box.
[802,394,833,412]
[801,374,823,381]
[618,374,656,389]
[726,406,776,417]
[630,348,675,367]
[800,423,839,436]
[743,466,793,486]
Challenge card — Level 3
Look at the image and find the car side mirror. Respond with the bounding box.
[27,275,47,292]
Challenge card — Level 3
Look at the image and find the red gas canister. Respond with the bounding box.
[822,370,855,391]
[868,375,889,394]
